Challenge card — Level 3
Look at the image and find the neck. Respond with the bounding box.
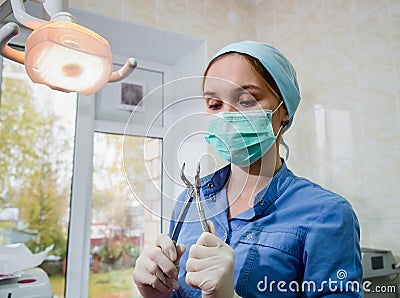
[227,142,282,205]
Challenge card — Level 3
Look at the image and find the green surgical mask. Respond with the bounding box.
[204,102,282,167]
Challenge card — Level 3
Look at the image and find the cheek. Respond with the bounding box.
[205,107,219,114]
[257,96,281,111]
[272,120,281,134]
[271,113,283,134]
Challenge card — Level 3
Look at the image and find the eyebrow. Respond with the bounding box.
[203,84,262,97]
[239,84,262,92]
[203,91,217,97]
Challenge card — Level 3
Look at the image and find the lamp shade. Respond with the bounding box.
[24,21,113,95]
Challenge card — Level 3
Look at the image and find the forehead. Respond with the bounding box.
[204,53,264,90]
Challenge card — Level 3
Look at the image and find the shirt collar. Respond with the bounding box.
[200,164,231,198]
[201,160,294,207]
[256,160,294,208]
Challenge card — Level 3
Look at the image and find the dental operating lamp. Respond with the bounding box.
[0,0,137,95]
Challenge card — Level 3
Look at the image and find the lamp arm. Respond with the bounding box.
[11,0,47,30]
[0,23,25,65]
[108,58,138,83]
[42,0,68,19]
[31,0,67,17]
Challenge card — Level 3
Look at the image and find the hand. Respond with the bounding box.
[133,234,186,298]
[185,221,241,298]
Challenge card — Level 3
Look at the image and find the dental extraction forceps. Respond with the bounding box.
[171,162,209,242]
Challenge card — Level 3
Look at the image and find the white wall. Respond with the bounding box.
[256,0,400,255]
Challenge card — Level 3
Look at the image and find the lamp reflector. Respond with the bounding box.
[24,21,113,95]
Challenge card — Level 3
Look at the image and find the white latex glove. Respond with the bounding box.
[133,234,186,298]
[186,221,241,298]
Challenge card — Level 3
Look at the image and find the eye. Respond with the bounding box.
[205,98,223,110]
[238,94,257,107]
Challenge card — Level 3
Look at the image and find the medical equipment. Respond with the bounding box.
[362,248,400,279]
[362,248,400,298]
[0,267,52,298]
[0,0,137,95]
[171,162,209,242]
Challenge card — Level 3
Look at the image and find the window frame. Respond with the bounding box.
[66,58,170,298]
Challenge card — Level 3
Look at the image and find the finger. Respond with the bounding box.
[188,243,220,259]
[156,234,177,261]
[148,247,179,279]
[185,271,200,290]
[142,259,179,290]
[134,258,172,293]
[186,255,220,272]
[143,259,167,283]
[196,231,224,247]
[137,270,175,293]
[175,244,186,261]
[174,244,187,269]
[164,277,179,291]
[186,270,215,291]
[207,220,216,235]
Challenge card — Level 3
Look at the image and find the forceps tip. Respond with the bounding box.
[180,162,193,188]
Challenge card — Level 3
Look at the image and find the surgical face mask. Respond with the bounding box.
[204,102,282,167]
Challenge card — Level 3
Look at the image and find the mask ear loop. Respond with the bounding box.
[247,117,284,209]
[272,100,290,160]
[274,123,290,161]
[272,100,283,114]
[280,136,289,160]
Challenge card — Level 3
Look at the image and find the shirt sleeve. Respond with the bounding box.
[302,196,363,297]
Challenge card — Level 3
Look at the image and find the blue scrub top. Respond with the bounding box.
[169,162,363,297]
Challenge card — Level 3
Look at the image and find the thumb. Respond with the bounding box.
[207,220,216,235]
[174,244,186,274]
[175,244,186,264]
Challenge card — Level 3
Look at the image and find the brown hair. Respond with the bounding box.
[203,52,283,102]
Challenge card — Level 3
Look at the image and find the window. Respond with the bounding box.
[0,58,76,297]
[89,132,162,297]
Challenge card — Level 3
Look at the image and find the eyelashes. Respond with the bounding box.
[205,96,259,110]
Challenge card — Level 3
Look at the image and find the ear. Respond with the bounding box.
[281,120,290,128]
[280,106,289,127]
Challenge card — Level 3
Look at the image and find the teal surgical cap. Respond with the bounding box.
[211,40,301,130]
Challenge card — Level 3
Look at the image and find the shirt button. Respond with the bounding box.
[259,199,264,205]
[210,196,216,202]
[246,233,253,240]
[208,183,214,188]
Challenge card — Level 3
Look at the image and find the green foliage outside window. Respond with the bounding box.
[0,60,72,258]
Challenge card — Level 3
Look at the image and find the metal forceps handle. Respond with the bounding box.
[193,163,209,233]
[170,188,194,242]
[171,162,209,242]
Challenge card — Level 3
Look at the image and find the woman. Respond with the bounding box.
[133,40,362,297]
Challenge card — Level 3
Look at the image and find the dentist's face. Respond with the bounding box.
[203,53,286,135]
